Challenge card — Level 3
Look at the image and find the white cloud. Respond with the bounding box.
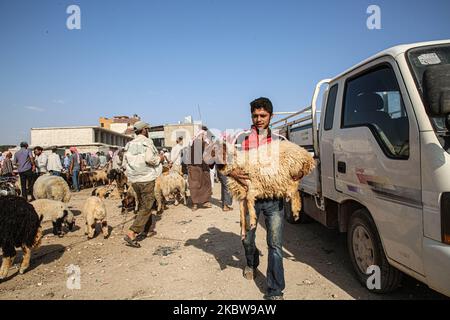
[52,99,65,104]
[24,106,45,112]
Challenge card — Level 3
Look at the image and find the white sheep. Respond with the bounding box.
[33,175,71,203]
[31,199,75,237]
[220,140,315,238]
[83,196,109,239]
[155,170,187,213]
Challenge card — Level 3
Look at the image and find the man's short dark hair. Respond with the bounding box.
[250,97,273,115]
[34,146,43,152]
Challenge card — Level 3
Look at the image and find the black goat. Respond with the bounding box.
[0,196,43,279]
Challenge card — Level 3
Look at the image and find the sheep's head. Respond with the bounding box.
[64,209,75,231]
[121,194,136,212]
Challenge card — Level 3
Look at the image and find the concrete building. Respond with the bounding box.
[96,113,206,149]
[149,125,165,148]
[99,115,140,136]
[30,126,133,154]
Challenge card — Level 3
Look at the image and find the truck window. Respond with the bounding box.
[324,84,338,131]
[342,65,409,159]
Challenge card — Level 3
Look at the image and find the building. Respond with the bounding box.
[163,123,204,148]
[99,115,141,136]
[149,125,165,148]
[98,114,205,149]
[30,126,133,154]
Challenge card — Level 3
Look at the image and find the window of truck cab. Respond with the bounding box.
[324,84,338,131]
[341,63,410,160]
[407,44,450,153]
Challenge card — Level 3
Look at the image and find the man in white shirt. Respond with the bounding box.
[170,137,184,175]
[122,121,164,248]
[33,146,48,175]
[47,147,63,176]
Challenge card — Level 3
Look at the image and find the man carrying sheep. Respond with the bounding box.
[122,121,164,248]
[228,97,303,301]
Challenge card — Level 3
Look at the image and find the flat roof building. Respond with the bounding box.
[30,126,133,154]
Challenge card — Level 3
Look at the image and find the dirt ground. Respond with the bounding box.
[0,183,448,300]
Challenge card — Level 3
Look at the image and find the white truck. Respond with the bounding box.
[273,40,450,297]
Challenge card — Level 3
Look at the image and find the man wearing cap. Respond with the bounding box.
[122,121,164,248]
[13,142,36,201]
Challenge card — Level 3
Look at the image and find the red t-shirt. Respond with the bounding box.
[237,126,285,151]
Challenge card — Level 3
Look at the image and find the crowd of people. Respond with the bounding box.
[0,143,125,199]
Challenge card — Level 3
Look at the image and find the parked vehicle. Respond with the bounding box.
[274,40,450,296]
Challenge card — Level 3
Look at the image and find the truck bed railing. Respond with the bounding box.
[271,79,331,157]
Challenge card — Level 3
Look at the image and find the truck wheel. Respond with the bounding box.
[347,208,402,293]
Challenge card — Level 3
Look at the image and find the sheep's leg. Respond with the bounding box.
[291,191,302,221]
[156,191,163,213]
[182,192,187,206]
[239,200,247,240]
[19,246,31,274]
[101,221,109,239]
[174,193,179,206]
[0,257,13,279]
[0,245,16,279]
[88,223,96,239]
[289,185,302,221]
[246,193,257,231]
[86,220,95,239]
[10,254,17,268]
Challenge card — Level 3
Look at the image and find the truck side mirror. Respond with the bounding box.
[423,64,450,116]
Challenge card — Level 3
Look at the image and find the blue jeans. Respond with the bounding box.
[72,170,80,191]
[50,171,61,176]
[242,198,285,297]
[218,170,233,208]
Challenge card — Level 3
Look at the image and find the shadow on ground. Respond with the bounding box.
[185,226,266,294]
[0,244,65,282]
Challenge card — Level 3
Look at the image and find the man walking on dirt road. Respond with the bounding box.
[122,121,164,248]
[229,97,301,300]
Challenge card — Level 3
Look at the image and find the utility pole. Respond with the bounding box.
[197,104,203,122]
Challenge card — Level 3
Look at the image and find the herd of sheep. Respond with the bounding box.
[0,165,189,281]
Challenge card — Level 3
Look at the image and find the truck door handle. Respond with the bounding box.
[337,161,346,174]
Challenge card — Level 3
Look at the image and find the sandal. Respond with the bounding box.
[123,235,141,248]
[136,231,157,241]
[203,202,212,208]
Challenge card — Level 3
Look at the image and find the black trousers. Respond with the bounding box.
[19,170,34,201]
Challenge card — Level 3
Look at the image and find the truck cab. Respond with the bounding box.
[273,40,450,296]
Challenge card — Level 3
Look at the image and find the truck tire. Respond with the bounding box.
[347,208,402,293]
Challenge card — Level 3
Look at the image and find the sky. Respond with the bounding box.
[0,0,449,145]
